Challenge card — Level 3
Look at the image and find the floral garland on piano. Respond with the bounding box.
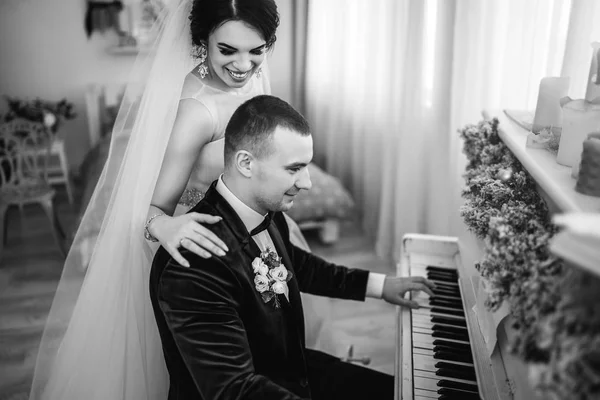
[459,118,600,400]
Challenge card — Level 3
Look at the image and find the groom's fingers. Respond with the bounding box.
[395,297,420,309]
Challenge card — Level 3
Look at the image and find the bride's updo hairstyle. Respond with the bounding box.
[190,0,280,48]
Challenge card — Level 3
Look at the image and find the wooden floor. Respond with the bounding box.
[0,186,397,399]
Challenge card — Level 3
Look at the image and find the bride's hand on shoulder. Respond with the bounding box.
[151,213,229,267]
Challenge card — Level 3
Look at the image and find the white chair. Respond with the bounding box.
[43,136,74,205]
[0,119,67,258]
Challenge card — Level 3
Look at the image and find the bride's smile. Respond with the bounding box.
[206,20,268,89]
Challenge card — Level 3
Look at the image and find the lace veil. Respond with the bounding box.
[29,0,195,397]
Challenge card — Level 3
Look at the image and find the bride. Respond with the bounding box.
[29,0,332,398]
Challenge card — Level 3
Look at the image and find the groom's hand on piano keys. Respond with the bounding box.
[381,277,436,309]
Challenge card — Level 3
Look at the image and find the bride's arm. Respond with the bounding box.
[146,99,228,266]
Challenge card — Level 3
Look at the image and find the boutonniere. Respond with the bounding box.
[252,247,293,308]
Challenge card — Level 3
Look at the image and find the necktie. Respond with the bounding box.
[250,212,274,236]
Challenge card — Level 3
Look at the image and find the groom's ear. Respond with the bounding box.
[235,150,253,178]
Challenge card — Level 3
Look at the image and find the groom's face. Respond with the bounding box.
[251,126,313,214]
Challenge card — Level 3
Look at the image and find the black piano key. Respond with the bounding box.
[429,280,458,287]
[434,351,474,364]
[431,307,464,317]
[436,367,477,382]
[433,339,471,352]
[438,388,481,399]
[430,299,463,309]
[427,274,458,284]
[439,395,479,400]
[432,286,460,294]
[432,291,461,300]
[427,269,457,277]
[429,300,464,313]
[432,324,469,335]
[431,316,467,327]
[432,331,471,341]
[435,361,476,374]
[433,345,473,357]
[437,379,479,394]
[426,266,458,276]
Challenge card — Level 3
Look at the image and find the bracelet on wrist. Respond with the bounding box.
[144,212,165,242]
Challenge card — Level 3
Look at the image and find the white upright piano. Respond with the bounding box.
[394,110,600,400]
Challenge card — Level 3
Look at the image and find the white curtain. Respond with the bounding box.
[304,0,600,261]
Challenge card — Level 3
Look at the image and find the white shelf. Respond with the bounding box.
[483,109,600,276]
[483,109,600,213]
[549,230,600,275]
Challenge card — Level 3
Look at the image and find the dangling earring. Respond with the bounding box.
[255,67,262,78]
[197,43,208,79]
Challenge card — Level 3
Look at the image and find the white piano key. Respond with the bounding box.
[413,327,434,335]
[414,300,464,313]
[414,368,478,385]
[414,376,442,392]
[413,353,437,371]
[413,333,470,346]
[412,309,466,321]
[414,344,435,352]
[414,352,475,369]
[415,388,439,398]
[412,319,466,331]
[413,347,474,367]
[415,394,439,400]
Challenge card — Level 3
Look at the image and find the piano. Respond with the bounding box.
[394,233,518,400]
[395,110,600,399]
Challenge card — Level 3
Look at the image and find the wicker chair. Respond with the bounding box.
[0,119,66,258]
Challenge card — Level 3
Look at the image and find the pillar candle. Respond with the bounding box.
[585,42,600,102]
[557,97,600,167]
[575,132,600,197]
[532,77,570,134]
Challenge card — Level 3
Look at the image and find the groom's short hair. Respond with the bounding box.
[224,95,311,164]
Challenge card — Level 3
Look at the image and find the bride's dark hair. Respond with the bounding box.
[190,0,279,48]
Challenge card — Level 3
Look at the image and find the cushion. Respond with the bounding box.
[286,163,356,222]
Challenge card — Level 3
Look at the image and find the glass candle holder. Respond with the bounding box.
[557,97,600,167]
[532,77,570,134]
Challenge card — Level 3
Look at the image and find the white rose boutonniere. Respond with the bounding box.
[252,258,269,276]
[252,247,293,308]
[254,275,270,293]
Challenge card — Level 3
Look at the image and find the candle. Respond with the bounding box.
[575,132,600,197]
[557,97,600,167]
[532,77,570,134]
[585,42,600,102]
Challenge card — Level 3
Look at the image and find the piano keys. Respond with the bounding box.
[395,234,513,400]
[411,266,481,399]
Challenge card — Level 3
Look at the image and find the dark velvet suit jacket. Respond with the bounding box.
[149,182,370,400]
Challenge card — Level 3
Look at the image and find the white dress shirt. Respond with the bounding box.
[216,176,386,299]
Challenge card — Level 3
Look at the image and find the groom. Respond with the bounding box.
[150,95,435,400]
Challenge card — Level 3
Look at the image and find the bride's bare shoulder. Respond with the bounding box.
[180,70,204,97]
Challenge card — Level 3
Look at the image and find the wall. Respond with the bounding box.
[0,0,293,171]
